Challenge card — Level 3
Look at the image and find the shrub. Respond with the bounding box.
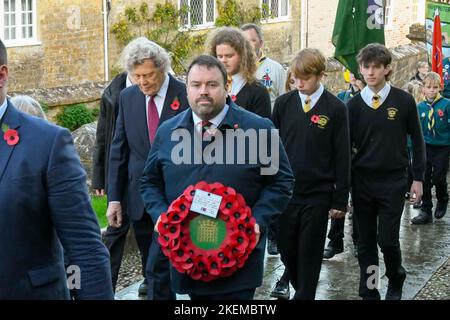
[56,104,96,131]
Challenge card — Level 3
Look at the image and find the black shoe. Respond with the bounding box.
[413,201,422,209]
[434,201,448,219]
[385,269,407,300]
[267,239,279,255]
[138,279,148,297]
[411,211,433,224]
[270,280,290,300]
[405,192,410,199]
[323,245,344,259]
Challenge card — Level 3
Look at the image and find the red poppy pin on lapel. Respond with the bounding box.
[171,97,180,111]
[2,124,19,146]
[438,109,444,117]
[311,115,320,124]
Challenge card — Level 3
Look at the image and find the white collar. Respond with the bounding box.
[361,83,391,108]
[126,74,133,88]
[148,74,170,99]
[192,104,230,133]
[0,97,7,122]
[229,73,246,96]
[298,84,324,110]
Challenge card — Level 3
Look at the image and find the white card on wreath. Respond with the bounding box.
[190,189,222,219]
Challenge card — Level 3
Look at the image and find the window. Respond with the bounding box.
[262,0,289,20]
[180,0,215,29]
[384,0,394,29]
[0,0,38,47]
[410,0,425,24]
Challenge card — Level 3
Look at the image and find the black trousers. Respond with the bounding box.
[145,232,176,300]
[268,214,279,241]
[103,211,152,291]
[352,170,407,300]
[422,144,450,214]
[327,216,357,249]
[277,200,330,300]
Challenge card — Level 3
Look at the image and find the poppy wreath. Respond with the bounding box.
[157,181,258,282]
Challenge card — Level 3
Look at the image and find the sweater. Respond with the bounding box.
[272,89,351,211]
[347,86,426,181]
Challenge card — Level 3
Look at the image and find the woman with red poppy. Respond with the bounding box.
[207,27,271,119]
[414,71,450,224]
[271,48,351,300]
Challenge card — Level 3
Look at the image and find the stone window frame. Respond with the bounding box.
[410,0,425,24]
[261,0,290,23]
[179,0,216,30]
[0,0,40,47]
[384,0,395,30]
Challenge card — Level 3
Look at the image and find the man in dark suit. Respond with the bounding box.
[139,55,294,299]
[0,40,113,299]
[107,37,188,299]
[92,70,129,292]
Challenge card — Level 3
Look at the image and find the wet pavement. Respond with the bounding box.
[116,199,450,300]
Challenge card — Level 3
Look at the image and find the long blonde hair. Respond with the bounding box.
[403,80,424,104]
[206,26,257,84]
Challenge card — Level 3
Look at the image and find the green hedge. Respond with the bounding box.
[56,103,98,131]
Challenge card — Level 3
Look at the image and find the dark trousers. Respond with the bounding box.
[189,288,256,300]
[352,170,407,300]
[104,211,152,291]
[146,232,176,300]
[327,215,357,249]
[268,214,279,241]
[422,144,450,214]
[277,201,330,300]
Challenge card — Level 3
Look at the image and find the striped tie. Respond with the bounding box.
[372,94,381,109]
[303,96,311,113]
[428,106,435,134]
[227,76,233,93]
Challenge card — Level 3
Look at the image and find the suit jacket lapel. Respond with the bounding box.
[0,102,21,182]
[160,75,180,123]
[133,87,151,151]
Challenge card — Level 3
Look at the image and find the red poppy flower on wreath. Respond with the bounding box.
[438,109,444,117]
[157,181,258,282]
[2,124,19,146]
[170,97,180,111]
[311,115,320,124]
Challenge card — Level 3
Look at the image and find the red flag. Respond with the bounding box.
[432,10,444,87]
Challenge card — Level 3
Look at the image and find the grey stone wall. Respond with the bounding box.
[323,42,427,95]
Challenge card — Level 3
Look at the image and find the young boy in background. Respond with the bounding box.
[412,72,450,224]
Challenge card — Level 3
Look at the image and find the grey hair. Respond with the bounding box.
[240,23,263,41]
[11,95,46,119]
[120,37,171,74]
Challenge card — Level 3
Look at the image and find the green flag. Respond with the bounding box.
[332,0,385,76]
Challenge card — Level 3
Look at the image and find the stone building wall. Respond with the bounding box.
[7,1,105,92]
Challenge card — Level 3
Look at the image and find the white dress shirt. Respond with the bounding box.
[0,97,7,122]
[360,83,391,109]
[145,74,170,118]
[298,83,325,111]
[229,73,247,96]
[192,104,230,135]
